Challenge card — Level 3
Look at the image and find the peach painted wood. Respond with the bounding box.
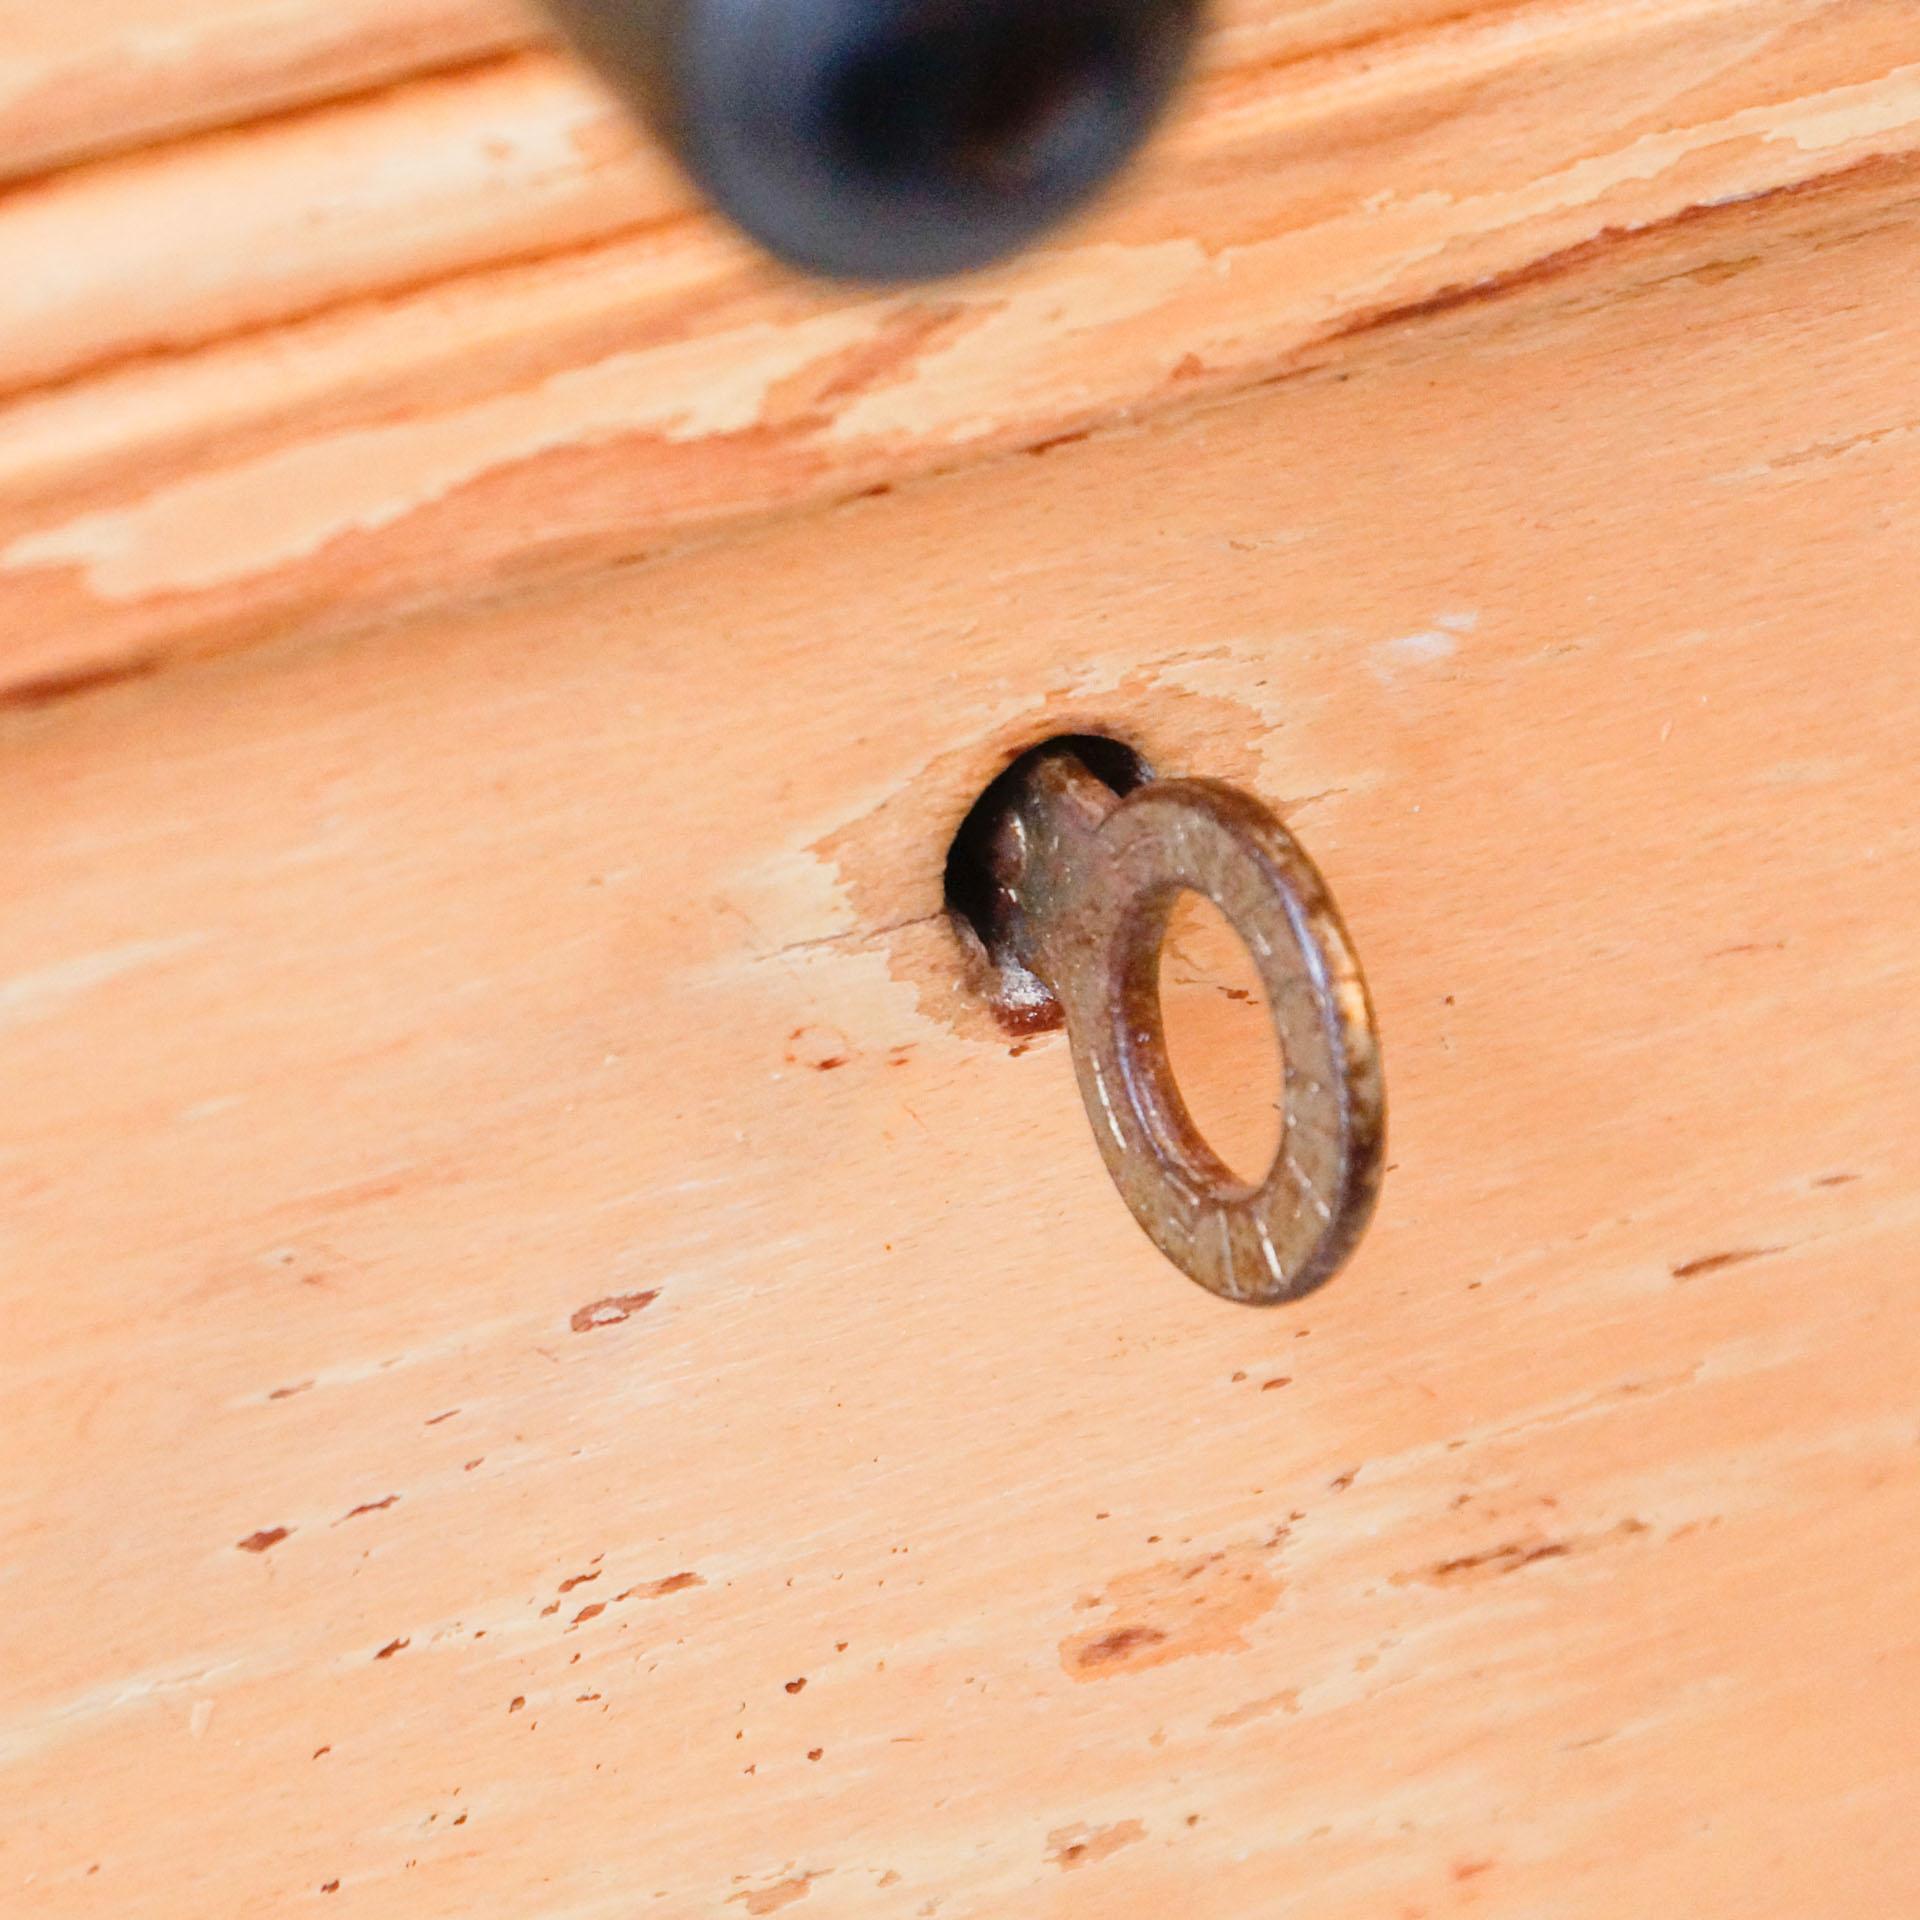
[0,0,531,184]
[3,0,1920,700]
[4,152,1919,1914]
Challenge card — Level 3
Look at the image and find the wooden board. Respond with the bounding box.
[3,0,1920,700]
[4,145,1918,1915]
[0,0,533,184]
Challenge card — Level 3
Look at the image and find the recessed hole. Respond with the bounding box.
[945,732,1150,1028]
[1157,890,1285,1186]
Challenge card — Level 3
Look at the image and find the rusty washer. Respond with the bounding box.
[990,747,1385,1304]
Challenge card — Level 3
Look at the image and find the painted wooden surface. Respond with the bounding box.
[5,120,1920,1914]
[3,0,1920,700]
[0,0,529,183]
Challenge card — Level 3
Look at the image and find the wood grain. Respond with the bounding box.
[3,154,1917,1915]
[3,0,1919,701]
[0,0,534,185]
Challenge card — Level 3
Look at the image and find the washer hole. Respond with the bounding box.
[1155,890,1285,1187]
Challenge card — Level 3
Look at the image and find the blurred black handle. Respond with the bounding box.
[543,0,1203,282]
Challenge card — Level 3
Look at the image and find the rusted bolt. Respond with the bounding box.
[957,742,1385,1304]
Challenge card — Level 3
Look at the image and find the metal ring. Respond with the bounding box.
[1053,779,1384,1304]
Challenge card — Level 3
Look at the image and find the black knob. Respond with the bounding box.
[544,0,1204,282]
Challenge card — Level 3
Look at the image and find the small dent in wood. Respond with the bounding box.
[1046,1818,1146,1870]
[1671,1246,1786,1280]
[570,1288,659,1332]
[1060,1532,1288,1681]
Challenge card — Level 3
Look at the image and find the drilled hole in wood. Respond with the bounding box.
[945,733,1150,1030]
[1156,889,1285,1187]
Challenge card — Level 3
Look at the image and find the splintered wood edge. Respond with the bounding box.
[0,0,1917,705]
